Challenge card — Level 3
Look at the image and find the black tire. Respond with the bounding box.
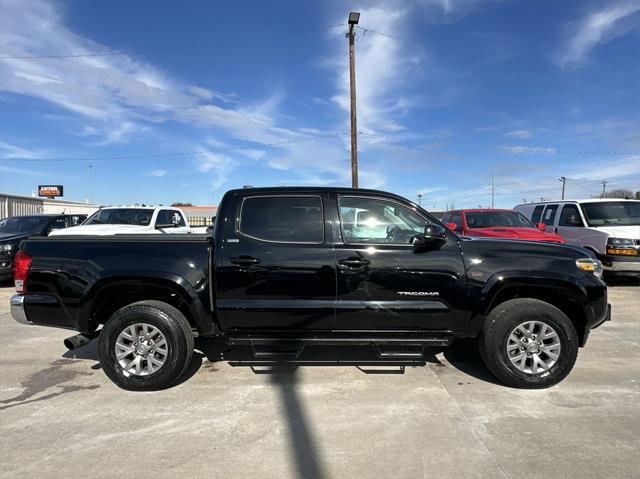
[98,300,194,391]
[478,298,578,389]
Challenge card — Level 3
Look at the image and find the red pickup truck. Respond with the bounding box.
[441,209,565,244]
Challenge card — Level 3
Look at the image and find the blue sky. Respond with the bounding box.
[1,0,639,209]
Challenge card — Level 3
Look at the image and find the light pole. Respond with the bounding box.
[558,176,566,200]
[347,11,360,188]
[417,193,423,206]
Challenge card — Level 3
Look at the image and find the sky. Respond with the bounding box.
[0,0,639,209]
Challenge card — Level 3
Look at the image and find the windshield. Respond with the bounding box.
[0,216,50,234]
[465,211,535,228]
[85,209,153,226]
[581,201,640,226]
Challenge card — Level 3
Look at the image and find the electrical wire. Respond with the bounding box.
[0,131,351,162]
[0,24,346,60]
[355,26,640,74]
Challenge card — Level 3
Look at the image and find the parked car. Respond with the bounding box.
[11,187,609,391]
[441,209,565,243]
[515,199,640,277]
[0,214,86,280]
[49,206,191,236]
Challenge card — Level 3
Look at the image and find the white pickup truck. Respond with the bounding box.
[50,206,193,236]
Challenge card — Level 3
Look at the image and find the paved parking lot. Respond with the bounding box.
[1,284,638,478]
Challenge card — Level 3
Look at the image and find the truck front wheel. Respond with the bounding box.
[478,298,579,389]
[98,300,194,391]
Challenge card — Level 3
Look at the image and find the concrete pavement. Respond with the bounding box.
[1,285,638,478]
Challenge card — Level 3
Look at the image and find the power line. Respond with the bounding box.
[358,132,640,156]
[0,24,345,60]
[0,132,351,162]
[355,26,640,74]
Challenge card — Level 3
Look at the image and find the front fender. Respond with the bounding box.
[464,270,593,337]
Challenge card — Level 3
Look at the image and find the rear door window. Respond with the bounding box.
[239,196,324,243]
[542,205,559,226]
[531,205,545,224]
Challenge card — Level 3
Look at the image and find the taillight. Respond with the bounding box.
[13,251,32,294]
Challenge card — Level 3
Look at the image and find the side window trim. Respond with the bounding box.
[531,205,545,224]
[337,194,430,247]
[542,204,559,225]
[237,194,325,245]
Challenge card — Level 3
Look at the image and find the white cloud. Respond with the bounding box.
[0,141,52,159]
[330,7,423,134]
[561,1,640,65]
[417,0,502,22]
[499,145,556,154]
[196,151,236,191]
[149,169,167,177]
[505,129,533,139]
[0,0,390,190]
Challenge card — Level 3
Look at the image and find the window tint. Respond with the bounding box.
[85,209,152,226]
[466,211,534,228]
[531,205,545,224]
[542,205,558,225]
[240,196,324,243]
[581,201,640,227]
[339,196,429,245]
[48,218,67,232]
[0,217,49,234]
[448,212,462,231]
[558,204,583,227]
[157,210,186,227]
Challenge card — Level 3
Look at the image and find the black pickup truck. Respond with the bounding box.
[10,187,610,390]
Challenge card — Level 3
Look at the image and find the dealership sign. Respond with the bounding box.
[38,185,64,198]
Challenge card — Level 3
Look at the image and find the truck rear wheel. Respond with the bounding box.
[478,298,578,389]
[98,300,194,391]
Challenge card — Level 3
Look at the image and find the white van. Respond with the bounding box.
[515,199,640,277]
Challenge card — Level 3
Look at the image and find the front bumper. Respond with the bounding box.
[599,254,640,275]
[10,295,32,325]
[0,261,13,280]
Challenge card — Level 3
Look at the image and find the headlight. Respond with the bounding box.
[1,244,14,252]
[607,237,637,256]
[576,258,603,278]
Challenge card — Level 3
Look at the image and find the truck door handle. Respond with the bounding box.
[230,256,260,266]
[338,257,370,269]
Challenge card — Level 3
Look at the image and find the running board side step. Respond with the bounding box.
[226,335,453,361]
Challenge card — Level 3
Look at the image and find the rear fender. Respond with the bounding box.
[78,271,216,336]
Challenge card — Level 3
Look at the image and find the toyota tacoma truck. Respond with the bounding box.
[10,187,610,391]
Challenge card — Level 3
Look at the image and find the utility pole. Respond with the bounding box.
[88,163,94,203]
[417,193,423,206]
[491,167,495,209]
[347,12,360,188]
[558,176,566,200]
[601,179,609,198]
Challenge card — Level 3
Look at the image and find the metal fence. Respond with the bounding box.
[187,216,214,227]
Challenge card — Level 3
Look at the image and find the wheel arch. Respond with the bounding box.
[78,273,216,336]
[466,274,593,346]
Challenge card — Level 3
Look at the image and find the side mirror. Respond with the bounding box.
[537,223,546,231]
[413,224,448,251]
[446,222,459,231]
